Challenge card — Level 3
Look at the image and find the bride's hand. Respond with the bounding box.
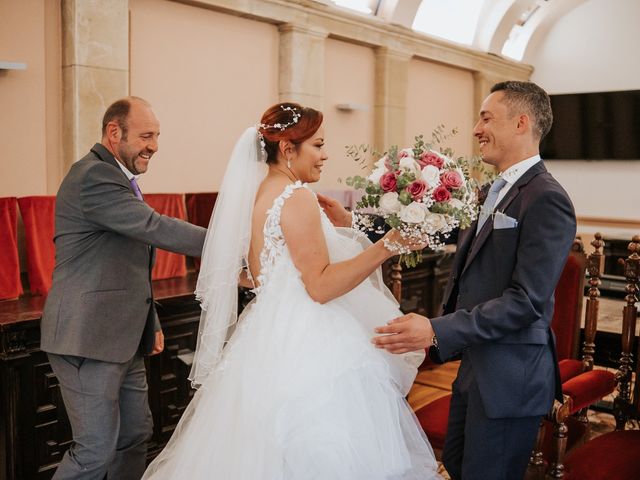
[382,229,428,252]
[316,193,352,228]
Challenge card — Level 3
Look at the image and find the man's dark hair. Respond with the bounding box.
[101,96,150,140]
[490,81,553,141]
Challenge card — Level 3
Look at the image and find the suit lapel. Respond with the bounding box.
[91,143,122,172]
[460,161,547,276]
[91,143,155,270]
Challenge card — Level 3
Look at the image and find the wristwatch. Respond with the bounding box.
[431,335,439,349]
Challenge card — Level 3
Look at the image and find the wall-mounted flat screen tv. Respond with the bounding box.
[540,89,640,160]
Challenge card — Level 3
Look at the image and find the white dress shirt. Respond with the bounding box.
[115,157,140,182]
[494,154,541,206]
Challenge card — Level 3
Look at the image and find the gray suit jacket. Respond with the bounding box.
[430,161,576,418]
[41,144,206,363]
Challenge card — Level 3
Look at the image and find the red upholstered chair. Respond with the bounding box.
[185,192,218,270]
[414,238,603,457]
[185,192,218,229]
[535,235,618,478]
[0,197,23,300]
[145,194,188,280]
[554,240,588,379]
[17,196,56,295]
[561,236,640,480]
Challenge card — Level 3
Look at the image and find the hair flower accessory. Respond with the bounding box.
[256,105,302,157]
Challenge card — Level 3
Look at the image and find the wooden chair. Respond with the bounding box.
[0,197,23,300]
[414,238,602,458]
[529,234,618,479]
[561,236,640,480]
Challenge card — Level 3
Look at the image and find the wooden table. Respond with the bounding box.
[0,275,205,480]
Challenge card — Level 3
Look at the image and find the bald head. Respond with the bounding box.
[101,96,152,140]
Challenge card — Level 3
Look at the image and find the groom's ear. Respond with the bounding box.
[515,113,530,135]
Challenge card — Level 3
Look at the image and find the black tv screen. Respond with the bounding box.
[541,90,640,160]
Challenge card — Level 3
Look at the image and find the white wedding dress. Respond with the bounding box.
[143,181,440,479]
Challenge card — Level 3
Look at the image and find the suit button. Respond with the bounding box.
[146,297,152,304]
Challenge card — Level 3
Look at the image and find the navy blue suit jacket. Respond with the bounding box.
[430,161,576,419]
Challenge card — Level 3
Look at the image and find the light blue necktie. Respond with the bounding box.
[476,177,507,235]
[130,177,144,201]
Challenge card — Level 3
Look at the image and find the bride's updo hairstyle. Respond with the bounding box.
[258,102,323,165]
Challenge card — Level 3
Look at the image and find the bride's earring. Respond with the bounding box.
[287,158,292,169]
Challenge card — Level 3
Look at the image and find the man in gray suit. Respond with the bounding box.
[373,82,576,479]
[41,96,206,479]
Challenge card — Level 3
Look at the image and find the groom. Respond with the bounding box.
[373,81,576,479]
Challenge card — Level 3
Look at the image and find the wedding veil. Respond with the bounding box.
[189,127,267,389]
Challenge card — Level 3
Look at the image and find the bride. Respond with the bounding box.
[142,103,441,479]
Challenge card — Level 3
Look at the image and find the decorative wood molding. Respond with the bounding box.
[577,217,640,230]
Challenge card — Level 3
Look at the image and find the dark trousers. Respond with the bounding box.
[442,363,541,480]
[48,353,153,480]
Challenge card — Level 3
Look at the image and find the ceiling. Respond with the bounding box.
[322,0,588,62]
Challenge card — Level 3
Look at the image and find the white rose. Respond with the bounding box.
[379,192,402,214]
[399,202,427,224]
[399,148,414,158]
[448,198,465,210]
[399,156,420,172]
[421,165,441,188]
[368,166,386,184]
[374,156,388,169]
[424,212,448,232]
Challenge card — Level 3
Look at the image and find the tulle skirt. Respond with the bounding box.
[143,250,440,479]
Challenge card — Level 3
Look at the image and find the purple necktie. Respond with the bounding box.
[130,177,144,201]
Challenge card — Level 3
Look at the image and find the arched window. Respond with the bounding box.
[330,0,380,15]
[412,0,486,46]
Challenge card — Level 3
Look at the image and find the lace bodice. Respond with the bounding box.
[252,181,311,295]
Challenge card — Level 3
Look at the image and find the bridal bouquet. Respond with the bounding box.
[346,126,481,267]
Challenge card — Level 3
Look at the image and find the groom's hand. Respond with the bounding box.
[316,193,352,228]
[372,313,434,354]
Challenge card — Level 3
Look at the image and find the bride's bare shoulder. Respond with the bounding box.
[280,186,319,225]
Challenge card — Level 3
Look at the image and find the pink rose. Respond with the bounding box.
[432,185,451,202]
[381,156,400,173]
[418,151,444,169]
[440,170,463,190]
[406,180,428,201]
[380,172,398,192]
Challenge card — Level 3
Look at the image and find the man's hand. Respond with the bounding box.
[316,193,352,228]
[150,329,165,355]
[371,313,434,354]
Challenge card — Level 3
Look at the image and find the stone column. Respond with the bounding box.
[61,0,128,167]
[278,23,328,110]
[373,47,412,152]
